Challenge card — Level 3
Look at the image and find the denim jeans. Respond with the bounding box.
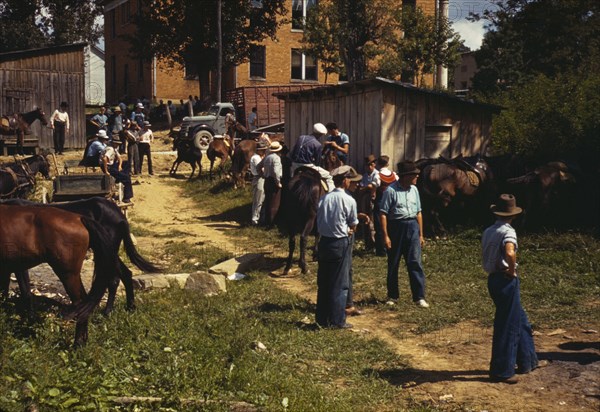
[386,219,426,301]
[316,236,350,327]
[488,274,538,378]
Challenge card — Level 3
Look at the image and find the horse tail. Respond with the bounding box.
[66,217,115,321]
[121,220,161,273]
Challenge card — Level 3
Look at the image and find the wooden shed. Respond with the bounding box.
[276,78,501,169]
[0,43,87,151]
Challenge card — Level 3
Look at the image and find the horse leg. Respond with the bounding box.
[299,235,308,274]
[169,159,178,175]
[15,270,33,313]
[118,259,136,311]
[196,159,202,178]
[103,270,119,316]
[0,271,10,300]
[283,235,295,276]
[189,162,196,179]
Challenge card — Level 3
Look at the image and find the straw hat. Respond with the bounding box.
[331,165,362,182]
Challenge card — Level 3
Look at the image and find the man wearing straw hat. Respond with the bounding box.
[260,141,284,226]
[482,193,543,384]
[101,134,134,203]
[250,141,268,225]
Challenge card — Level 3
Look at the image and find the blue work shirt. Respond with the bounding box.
[86,140,106,161]
[326,132,349,163]
[92,113,108,130]
[291,134,322,165]
[379,182,421,220]
[131,111,145,128]
[482,220,518,274]
[317,188,358,239]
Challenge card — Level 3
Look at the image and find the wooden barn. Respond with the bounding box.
[276,77,501,169]
[0,43,87,153]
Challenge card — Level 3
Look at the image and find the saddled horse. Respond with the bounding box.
[0,108,48,155]
[418,155,494,238]
[279,167,325,275]
[170,138,202,179]
[207,135,234,179]
[0,154,52,198]
[0,204,116,346]
[1,197,161,315]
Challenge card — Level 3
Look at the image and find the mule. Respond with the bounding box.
[207,135,234,179]
[3,154,51,179]
[418,155,494,238]
[279,167,325,275]
[1,197,161,315]
[0,204,116,347]
[230,139,256,188]
[170,138,202,179]
[0,108,48,155]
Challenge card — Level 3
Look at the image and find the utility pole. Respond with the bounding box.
[436,0,449,89]
[217,0,223,101]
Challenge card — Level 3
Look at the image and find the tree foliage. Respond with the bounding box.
[471,0,600,95]
[0,0,103,53]
[132,0,287,98]
[302,1,462,84]
[470,0,600,160]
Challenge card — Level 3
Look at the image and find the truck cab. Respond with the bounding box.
[178,102,235,150]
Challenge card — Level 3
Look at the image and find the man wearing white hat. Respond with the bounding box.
[130,102,145,128]
[82,130,110,167]
[289,122,334,191]
[260,141,284,225]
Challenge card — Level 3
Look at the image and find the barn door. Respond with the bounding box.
[424,124,452,158]
[3,88,33,115]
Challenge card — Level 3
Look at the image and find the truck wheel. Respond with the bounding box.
[193,129,213,151]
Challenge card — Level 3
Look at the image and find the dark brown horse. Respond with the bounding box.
[1,197,161,315]
[0,108,48,155]
[321,146,343,172]
[0,204,116,346]
[230,139,256,188]
[0,154,51,198]
[170,138,202,179]
[418,155,494,238]
[279,167,325,275]
[207,135,234,178]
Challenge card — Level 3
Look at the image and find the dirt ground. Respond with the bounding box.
[4,140,600,411]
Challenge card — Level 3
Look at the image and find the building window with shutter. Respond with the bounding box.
[249,45,266,79]
[292,0,317,30]
[291,49,318,81]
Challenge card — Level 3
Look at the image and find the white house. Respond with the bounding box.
[85,44,106,105]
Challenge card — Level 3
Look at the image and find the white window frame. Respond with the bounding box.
[292,0,316,31]
[291,49,317,81]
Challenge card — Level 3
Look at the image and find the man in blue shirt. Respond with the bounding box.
[131,102,145,128]
[316,165,360,329]
[380,161,429,308]
[324,122,350,164]
[82,130,109,166]
[482,194,541,384]
[90,106,108,133]
[290,123,334,191]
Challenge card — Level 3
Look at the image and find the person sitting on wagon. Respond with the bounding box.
[81,130,109,167]
[101,135,134,203]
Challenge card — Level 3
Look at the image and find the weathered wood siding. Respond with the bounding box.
[284,85,383,170]
[280,79,498,171]
[0,45,86,149]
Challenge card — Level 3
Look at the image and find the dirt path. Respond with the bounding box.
[129,170,598,412]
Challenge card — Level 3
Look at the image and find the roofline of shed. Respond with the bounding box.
[0,42,88,63]
[274,77,503,112]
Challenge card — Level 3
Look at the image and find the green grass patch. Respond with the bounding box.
[0,276,413,411]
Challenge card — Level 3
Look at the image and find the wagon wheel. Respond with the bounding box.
[193,129,213,151]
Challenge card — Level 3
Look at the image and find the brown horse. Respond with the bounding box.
[418,155,494,238]
[170,138,202,179]
[0,204,116,346]
[230,139,256,188]
[207,135,234,178]
[0,108,48,155]
[321,146,343,172]
[0,154,51,198]
[279,167,325,275]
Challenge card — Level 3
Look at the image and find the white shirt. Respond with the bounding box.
[51,109,70,130]
[103,146,121,166]
[250,153,262,176]
[139,129,153,144]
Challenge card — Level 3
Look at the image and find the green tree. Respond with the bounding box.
[131,0,287,99]
[471,0,600,95]
[0,0,103,53]
[302,1,462,85]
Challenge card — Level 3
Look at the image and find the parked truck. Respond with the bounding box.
[178,102,235,150]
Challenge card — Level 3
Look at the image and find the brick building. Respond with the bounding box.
[104,0,437,105]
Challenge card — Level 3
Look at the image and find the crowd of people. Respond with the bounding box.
[250,121,543,385]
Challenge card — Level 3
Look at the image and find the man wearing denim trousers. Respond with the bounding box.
[316,166,359,329]
[482,193,543,384]
[380,161,429,308]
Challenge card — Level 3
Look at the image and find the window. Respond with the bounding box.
[110,9,116,38]
[249,45,266,78]
[120,2,130,24]
[184,55,199,80]
[124,63,129,95]
[292,0,316,30]
[138,59,144,80]
[291,49,317,81]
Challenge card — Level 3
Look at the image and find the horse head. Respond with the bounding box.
[33,107,48,126]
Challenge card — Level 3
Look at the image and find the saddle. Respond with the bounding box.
[443,154,485,187]
[294,166,328,193]
[1,114,18,130]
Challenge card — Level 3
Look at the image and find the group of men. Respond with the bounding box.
[83,102,157,204]
[251,122,542,385]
